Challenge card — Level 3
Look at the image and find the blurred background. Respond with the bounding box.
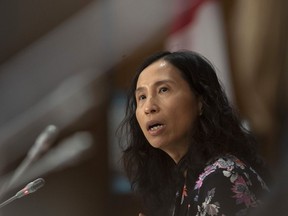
[0,0,287,215]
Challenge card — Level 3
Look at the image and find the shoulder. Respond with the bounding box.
[194,154,269,192]
[191,155,269,215]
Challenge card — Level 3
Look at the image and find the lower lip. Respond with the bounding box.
[148,125,166,136]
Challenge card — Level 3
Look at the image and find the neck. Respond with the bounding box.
[163,147,188,164]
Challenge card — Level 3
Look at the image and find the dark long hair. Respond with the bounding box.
[118,50,267,215]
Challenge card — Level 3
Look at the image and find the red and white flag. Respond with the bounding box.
[166,0,233,101]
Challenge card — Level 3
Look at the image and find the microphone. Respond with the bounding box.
[0,131,93,194]
[27,125,59,160]
[0,125,58,198]
[0,178,45,209]
[15,178,45,198]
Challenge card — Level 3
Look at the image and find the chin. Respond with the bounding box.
[147,140,161,148]
[146,136,168,149]
[149,141,167,150]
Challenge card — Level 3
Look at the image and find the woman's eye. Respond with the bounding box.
[138,95,146,100]
[159,87,168,93]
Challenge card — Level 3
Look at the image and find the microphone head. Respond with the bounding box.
[28,178,45,193]
[15,178,45,198]
[27,125,59,159]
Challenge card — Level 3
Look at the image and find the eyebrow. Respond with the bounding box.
[135,79,175,94]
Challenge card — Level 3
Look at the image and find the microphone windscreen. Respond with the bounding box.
[29,178,45,193]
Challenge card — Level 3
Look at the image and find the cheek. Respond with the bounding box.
[135,110,144,129]
[176,113,195,131]
[175,102,199,129]
[135,110,140,124]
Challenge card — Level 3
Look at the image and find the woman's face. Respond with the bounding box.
[135,59,202,162]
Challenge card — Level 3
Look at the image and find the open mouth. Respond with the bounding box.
[148,123,164,131]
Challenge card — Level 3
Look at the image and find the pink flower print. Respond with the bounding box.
[195,166,216,190]
[231,176,256,207]
[195,177,204,190]
[202,165,217,177]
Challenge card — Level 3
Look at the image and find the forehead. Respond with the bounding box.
[136,60,184,87]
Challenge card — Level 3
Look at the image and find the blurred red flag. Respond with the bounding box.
[166,0,233,101]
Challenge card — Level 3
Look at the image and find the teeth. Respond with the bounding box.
[150,124,163,131]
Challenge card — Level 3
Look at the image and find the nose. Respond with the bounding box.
[144,97,159,114]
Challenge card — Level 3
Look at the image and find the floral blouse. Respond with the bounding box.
[172,155,269,216]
